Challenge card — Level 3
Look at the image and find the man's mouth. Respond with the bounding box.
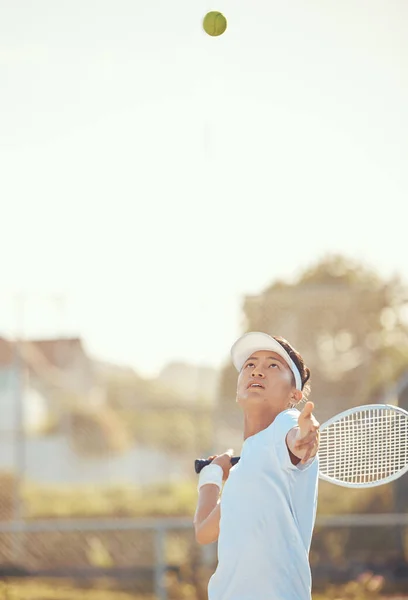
[248,382,265,389]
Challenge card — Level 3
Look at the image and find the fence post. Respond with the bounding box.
[12,296,26,563]
[154,525,167,600]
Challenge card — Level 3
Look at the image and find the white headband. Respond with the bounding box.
[231,332,303,391]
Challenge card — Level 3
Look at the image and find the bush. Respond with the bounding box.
[23,481,197,519]
[67,408,132,456]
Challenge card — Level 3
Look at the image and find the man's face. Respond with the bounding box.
[236,350,297,411]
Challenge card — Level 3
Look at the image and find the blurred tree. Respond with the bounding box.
[100,365,214,454]
[158,363,219,404]
[122,407,212,454]
[103,370,180,409]
[68,406,132,456]
[218,254,408,422]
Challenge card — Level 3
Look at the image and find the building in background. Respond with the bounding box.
[0,336,194,486]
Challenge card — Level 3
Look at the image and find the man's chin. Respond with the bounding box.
[237,392,267,405]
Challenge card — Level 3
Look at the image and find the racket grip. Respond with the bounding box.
[195,456,240,474]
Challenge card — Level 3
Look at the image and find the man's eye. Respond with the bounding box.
[246,362,255,368]
[269,363,279,368]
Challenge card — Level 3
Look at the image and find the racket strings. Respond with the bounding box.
[319,408,408,484]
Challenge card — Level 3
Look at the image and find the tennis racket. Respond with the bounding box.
[194,404,408,488]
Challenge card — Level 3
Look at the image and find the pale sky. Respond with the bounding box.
[0,0,407,376]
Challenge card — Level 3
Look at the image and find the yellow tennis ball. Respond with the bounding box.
[203,11,227,37]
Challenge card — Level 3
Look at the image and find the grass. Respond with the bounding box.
[0,578,406,600]
[0,579,154,600]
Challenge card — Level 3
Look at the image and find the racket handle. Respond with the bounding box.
[195,456,240,474]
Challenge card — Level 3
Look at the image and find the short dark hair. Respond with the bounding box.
[273,336,311,400]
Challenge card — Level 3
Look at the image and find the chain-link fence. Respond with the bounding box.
[0,515,407,599]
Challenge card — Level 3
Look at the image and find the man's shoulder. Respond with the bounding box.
[274,408,301,429]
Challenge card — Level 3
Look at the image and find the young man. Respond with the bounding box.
[194,332,320,600]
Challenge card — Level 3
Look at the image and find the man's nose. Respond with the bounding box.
[251,369,265,378]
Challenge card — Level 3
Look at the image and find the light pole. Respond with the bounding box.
[12,293,26,562]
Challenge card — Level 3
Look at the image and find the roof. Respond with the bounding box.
[0,337,93,391]
[26,338,87,369]
[0,338,14,366]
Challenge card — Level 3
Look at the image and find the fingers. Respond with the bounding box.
[297,439,318,463]
[294,436,312,450]
[303,436,319,462]
[295,438,316,452]
[210,449,235,481]
[298,404,320,440]
[301,446,313,464]
[301,401,314,418]
[298,428,319,441]
[210,450,235,468]
[295,429,319,464]
[209,449,234,461]
[295,429,319,447]
[298,428,319,444]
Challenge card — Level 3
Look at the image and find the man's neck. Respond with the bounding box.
[243,409,282,441]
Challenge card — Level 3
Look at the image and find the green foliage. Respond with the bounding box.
[104,371,180,411]
[67,407,132,456]
[295,254,383,288]
[98,358,216,454]
[118,407,213,453]
[312,482,406,570]
[23,480,198,519]
[317,480,393,515]
[315,571,385,599]
[220,253,408,413]
[359,343,408,402]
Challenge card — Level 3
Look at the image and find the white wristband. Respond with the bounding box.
[197,464,223,492]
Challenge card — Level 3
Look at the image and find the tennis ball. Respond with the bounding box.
[203,11,227,37]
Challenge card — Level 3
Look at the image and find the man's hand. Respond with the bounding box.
[209,449,234,481]
[294,401,320,463]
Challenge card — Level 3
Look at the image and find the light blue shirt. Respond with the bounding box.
[208,409,319,600]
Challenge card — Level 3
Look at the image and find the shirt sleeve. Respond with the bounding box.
[273,409,317,472]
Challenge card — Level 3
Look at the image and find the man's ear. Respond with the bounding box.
[291,389,303,404]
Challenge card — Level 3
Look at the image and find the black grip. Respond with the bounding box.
[195,456,240,474]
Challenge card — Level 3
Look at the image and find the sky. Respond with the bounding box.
[0,0,407,377]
